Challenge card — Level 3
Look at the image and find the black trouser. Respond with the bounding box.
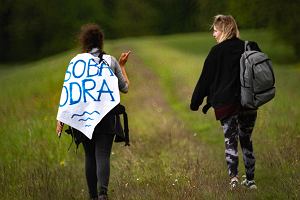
[82,133,114,198]
[220,110,257,181]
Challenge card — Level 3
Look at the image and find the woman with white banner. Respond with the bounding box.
[56,23,130,200]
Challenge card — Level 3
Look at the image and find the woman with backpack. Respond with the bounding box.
[190,15,261,190]
[56,23,130,200]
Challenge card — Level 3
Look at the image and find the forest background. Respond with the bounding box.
[0,0,299,63]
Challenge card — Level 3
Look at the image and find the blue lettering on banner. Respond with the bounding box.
[70,82,82,105]
[64,62,73,82]
[82,79,97,102]
[97,79,115,101]
[59,57,117,108]
[99,62,114,76]
[72,59,86,78]
[64,70,71,82]
[87,59,98,77]
[59,86,68,107]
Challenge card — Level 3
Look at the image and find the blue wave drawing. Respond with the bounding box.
[85,125,92,127]
[79,117,94,122]
[71,111,100,119]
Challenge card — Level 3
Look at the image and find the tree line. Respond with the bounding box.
[0,0,299,63]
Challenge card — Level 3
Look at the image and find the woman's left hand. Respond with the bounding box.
[56,121,64,137]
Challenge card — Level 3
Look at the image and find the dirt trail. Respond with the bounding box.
[110,51,226,199]
[126,52,204,147]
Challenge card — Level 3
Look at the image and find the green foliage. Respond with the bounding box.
[227,0,270,28]
[268,0,300,56]
[0,0,106,62]
[228,0,300,57]
[197,0,228,30]
[150,0,202,34]
[0,0,223,62]
[109,0,160,37]
[0,0,299,64]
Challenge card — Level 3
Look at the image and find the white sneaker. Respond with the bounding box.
[230,177,239,190]
[241,179,257,190]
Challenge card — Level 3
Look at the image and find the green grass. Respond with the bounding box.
[0,30,299,199]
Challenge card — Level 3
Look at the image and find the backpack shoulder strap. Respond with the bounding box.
[98,52,104,63]
[98,52,111,67]
[245,40,251,51]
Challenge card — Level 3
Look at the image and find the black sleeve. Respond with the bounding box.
[190,48,215,111]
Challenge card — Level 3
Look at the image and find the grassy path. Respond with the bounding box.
[110,52,213,199]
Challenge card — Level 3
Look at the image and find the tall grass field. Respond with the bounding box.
[0,30,299,199]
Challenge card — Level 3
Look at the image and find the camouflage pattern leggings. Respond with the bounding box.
[220,110,257,180]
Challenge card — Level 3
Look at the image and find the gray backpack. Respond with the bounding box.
[240,41,275,109]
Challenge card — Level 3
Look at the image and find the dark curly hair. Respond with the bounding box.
[78,23,104,52]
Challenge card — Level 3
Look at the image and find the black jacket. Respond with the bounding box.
[190,37,260,112]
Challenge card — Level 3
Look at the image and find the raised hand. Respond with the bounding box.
[119,51,131,66]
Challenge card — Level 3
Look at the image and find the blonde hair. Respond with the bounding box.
[211,15,240,43]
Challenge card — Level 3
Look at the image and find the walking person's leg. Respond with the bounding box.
[82,139,98,199]
[94,133,115,197]
[221,115,239,189]
[238,110,257,189]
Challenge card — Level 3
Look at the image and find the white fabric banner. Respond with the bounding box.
[57,53,120,139]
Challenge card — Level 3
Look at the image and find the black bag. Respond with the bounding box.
[65,104,130,149]
[111,104,130,146]
[65,126,84,150]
